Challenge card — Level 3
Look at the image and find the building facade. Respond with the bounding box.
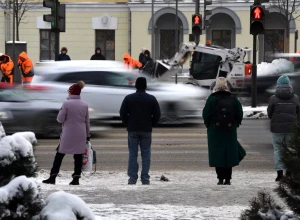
[0,0,298,65]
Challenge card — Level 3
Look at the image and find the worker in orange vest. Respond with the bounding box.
[0,54,14,84]
[18,51,34,85]
[123,53,142,73]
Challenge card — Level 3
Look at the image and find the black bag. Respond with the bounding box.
[212,96,236,129]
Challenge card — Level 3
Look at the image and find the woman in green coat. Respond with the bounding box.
[202,77,246,185]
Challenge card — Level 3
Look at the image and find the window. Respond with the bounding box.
[56,72,104,85]
[190,52,222,80]
[212,30,232,49]
[264,29,285,63]
[102,72,136,88]
[95,30,115,60]
[40,30,55,61]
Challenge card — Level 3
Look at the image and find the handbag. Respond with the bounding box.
[82,141,93,172]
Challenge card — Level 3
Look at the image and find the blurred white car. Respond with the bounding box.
[27,60,209,124]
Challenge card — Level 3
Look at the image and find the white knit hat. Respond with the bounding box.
[213,77,230,93]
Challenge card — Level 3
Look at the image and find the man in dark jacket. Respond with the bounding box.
[267,75,300,181]
[140,50,154,77]
[58,47,71,61]
[119,77,161,185]
[90,47,106,60]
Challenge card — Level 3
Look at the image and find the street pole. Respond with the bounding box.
[55,31,60,61]
[251,34,257,107]
[151,0,155,60]
[195,0,200,45]
[12,0,16,82]
[175,0,178,51]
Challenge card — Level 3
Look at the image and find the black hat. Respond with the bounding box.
[135,77,147,90]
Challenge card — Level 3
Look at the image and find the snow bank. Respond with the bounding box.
[14,132,37,145]
[0,176,38,204]
[40,191,95,220]
[243,106,268,119]
[258,59,294,76]
[0,133,34,166]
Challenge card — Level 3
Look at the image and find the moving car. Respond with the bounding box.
[0,83,106,137]
[244,72,300,103]
[28,60,209,125]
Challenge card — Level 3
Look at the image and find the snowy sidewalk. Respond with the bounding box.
[37,170,279,219]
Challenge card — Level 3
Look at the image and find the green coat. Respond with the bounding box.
[202,91,246,167]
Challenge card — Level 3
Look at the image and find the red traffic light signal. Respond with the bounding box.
[193,15,201,25]
[251,6,264,20]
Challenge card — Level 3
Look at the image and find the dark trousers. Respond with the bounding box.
[50,152,83,177]
[215,167,232,180]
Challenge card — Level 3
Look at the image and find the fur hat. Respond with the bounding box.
[213,77,230,93]
[135,77,147,90]
[68,81,85,95]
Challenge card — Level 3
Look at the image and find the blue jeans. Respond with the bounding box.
[128,132,152,183]
[272,133,292,171]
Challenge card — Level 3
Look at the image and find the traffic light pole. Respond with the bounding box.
[54,31,60,61]
[251,34,257,107]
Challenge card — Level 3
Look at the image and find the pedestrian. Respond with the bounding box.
[0,54,14,84]
[18,51,34,85]
[123,53,142,72]
[119,77,161,185]
[139,47,146,67]
[42,81,90,185]
[267,75,299,181]
[90,47,106,60]
[140,50,154,77]
[58,47,71,61]
[202,77,245,185]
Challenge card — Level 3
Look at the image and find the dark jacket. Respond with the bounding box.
[202,91,245,167]
[58,54,71,61]
[267,85,300,133]
[141,56,154,76]
[139,53,146,66]
[90,48,106,60]
[119,90,161,132]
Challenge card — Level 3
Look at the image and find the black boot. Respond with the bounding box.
[69,177,80,185]
[42,174,57,184]
[275,170,284,182]
[224,179,231,185]
[217,179,224,185]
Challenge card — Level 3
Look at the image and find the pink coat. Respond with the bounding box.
[57,95,90,154]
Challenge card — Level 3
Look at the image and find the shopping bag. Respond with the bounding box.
[82,141,93,172]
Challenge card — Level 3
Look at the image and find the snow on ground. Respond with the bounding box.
[243,106,268,119]
[258,59,294,76]
[37,170,280,219]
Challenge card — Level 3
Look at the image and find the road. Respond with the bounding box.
[35,119,274,172]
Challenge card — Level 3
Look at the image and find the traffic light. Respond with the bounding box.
[250,5,265,35]
[192,14,202,36]
[43,0,65,32]
[203,0,212,29]
[58,3,66,32]
[43,0,57,30]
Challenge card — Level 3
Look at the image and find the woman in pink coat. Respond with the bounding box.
[43,81,90,185]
